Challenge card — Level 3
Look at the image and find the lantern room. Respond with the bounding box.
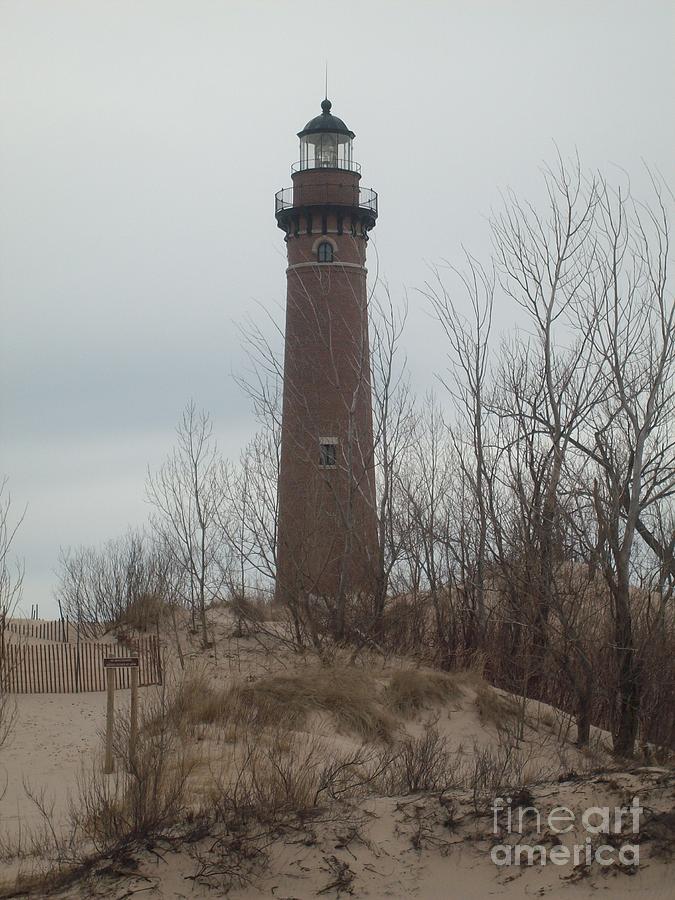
[296,99,358,172]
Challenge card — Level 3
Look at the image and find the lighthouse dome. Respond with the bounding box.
[298,99,355,139]
[296,99,356,171]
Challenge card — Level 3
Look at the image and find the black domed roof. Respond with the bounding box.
[298,99,355,139]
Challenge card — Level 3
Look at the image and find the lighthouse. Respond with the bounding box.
[274,99,379,611]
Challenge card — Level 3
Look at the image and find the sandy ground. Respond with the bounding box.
[1,613,673,898]
[1,690,136,834]
[58,768,675,899]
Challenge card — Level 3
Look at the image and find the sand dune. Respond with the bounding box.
[0,609,672,898]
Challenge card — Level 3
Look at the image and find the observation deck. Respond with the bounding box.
[274,177,378,232]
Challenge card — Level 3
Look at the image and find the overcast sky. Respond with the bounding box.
[1,0,672,617]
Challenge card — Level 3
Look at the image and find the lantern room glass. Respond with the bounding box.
[299,132,354,171]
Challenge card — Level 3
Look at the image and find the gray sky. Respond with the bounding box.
[1,0,673,617]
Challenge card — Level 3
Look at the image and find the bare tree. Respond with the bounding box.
[490,157,601,683]
[425,253,495,644]
[370,288,415,639]
[422,158,673,754]
[580,175,673,754]
[146,402,228,648]
[0,478,25,623]
[225,428,280,596]
[398,393,454,656]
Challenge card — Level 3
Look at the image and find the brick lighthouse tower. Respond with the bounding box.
[274,98,379,609]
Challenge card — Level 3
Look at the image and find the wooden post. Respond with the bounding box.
[129,667,138,767]
[104,667,115,774]
[104,655,140,773]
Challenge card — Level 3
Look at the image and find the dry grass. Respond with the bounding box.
[166,666,398,743]
[162,671,231,733]
[116,590,166,633]
[474,682,520,726]
[383,669,462,715]
[164,664,520,749]
[228,593,286,628]
[239,667,397,742]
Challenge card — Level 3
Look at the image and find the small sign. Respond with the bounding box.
[104,656,140,669]
[103,656,141,774]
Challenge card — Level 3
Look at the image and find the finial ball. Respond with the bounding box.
[321,98,332,114]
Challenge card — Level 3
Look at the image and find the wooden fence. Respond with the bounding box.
[3,618,101,642]
[1,635,162,694]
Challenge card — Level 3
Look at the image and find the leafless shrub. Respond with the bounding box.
[189,734,379,894]
[377,726,457,795]
[55,530,171,633]
[79,705,195,850]
[379,592,434,656]
[313,747,386,804]
[208,730,384,827]
[4,780,81,874]
[210,732,326,824]
[465,740,525,816]
[462,726,554,817]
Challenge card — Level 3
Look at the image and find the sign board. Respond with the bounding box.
[103,657,140,774]
[104,656,140,669]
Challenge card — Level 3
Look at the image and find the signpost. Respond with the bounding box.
[103,656,140,774]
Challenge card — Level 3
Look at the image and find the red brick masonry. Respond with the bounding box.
[276,167,379,602]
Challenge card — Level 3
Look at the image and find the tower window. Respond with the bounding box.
[319,440,338,468]
[317,241,334,263]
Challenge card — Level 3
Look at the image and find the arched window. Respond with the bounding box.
[317,241,334,263]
